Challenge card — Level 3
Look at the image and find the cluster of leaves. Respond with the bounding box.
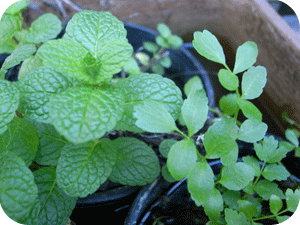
[0,3,185,224]
[124,23,183,76]
[282,113,300,157]
[133,30,300,224]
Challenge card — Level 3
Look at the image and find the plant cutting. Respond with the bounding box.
[130,30,300,224]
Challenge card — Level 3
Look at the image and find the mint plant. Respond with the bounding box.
[133,30,300,224]
[0,4,184,224]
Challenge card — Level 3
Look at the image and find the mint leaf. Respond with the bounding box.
[242,156,261,176]
[238,200,257,220]
[4,0,29,15]
[167,139,198,180]
[241,66,267,100]
[115,73,183,132]
[262,164,290,181]
[286,189,300,212]
[157,23,172,38]
[152,63,165,75]
[109,137,160,185]
[237,98,262,122]
[159,55,172,68]
[224,208,251,225]
[237,119,267,143]
[233,41,258,74]
[254,136,288,163]
[134,100,177,133]
[220,162,255,191]
[0,151,38,224]
[0,80,19,134]
[156,36,170,48]
[159,139,177,158]
[183,75,204,97]
[57,139,116,197]
[167,35,183,49]
[219,94,237,116]
[218,69,239,91]
[187,160,215,206]
[123,57,141,76]
[203,188,223,221]
[18,66,76,123]
[270,195,283,215]
[18,55,43,80]
[285,129,299,147]
[34,167,77,225]
[50,85,124,144]
[143,42,159,53]
[254,180,285,200]
[0,117,38,166]
[182,89,208,137]
[24,13,62,44]
[193,30,226,65]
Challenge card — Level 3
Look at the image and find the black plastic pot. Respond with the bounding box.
[125,145,300,225]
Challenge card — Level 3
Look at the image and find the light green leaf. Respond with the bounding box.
[18,55,43,80]
[109,137,160,186]
[24,13,62,44]
[237,98,262,122]
[136,52,150,66]
[156,35,170,48]
[187,160,215,206]
[220,162,255,191]
[157,23,172,38]
[0,151,38,224]
[238,200,257,220]
[159,139,177,158]
[219,93,237,116]
[182,89,208,137]
[237,119,267,143]
[123,57,141,76]
[242,155,261,176]
[193,30,226,65]
[0,80,19,134]
[134,100,177,133]
[203,188,224,221]
[270,195,283,215]
[115,73,183,132]
[18,66,76,123]
[254,180,285,200]
[183,75,204,97]
[57,139,116,197]
[0,117,38,166]
[152,63,165,75]
[224,208,251,225]
[218,69,239,91]
[285,129,299,147]
[167,139,198,181]
[49,85,124,144]
[286,188,300,212]
[4,0,30,15]
[34,167,77,225]
[159,55,172,68]
[241,66,267,100]
[143,41,159,53]
[233,41,258,74]
[167,35,183,49]
[262,164,290,181]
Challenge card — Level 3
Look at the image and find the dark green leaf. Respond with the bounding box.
[161,164,176,182]
[159,139,177,158]
[269,195,283,215]
[224,208,251,225]
[223,190,241,210]
[286,188,300,212]
[219,94,237,116]
[238,200,257,220]
[254,180,285,200]
[218,69,239,91]
[233,41,258,74]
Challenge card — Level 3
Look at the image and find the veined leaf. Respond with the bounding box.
[254,180,285,200]
[237,119,267,143]
[0,80,19,134]
[242,156,261,177]
[4,0,30,15]
[218,69,239,91]
[238,200,257,220]
[49,85,124,144]
[18,55,43,80]
[109,137,160,186]
[237,98,262,122]
[224,209,251,225]
[233,41,258,74]
[262,164,290,181]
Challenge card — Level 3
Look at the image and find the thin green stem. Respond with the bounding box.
[208,107,221,115]
[252,161,266,187]
[175,128,189,139]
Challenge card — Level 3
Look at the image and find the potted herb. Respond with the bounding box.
[125,30,300,224]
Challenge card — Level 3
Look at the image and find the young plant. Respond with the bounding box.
[133,30,300,224]
[0,4,184,224]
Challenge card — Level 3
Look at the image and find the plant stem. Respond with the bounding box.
[208,107,221,115]
[252,161,266,187]
[175,128,189,139]
[140,47,167,72]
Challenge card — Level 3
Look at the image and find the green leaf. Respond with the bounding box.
[0,80,19,134]
[277,216,290,223]
[254,136,288,163]
[223,190,241,210]
[134,100,177,133]
[152,63,165,75]
[247,196,262,217]
[203,188,224,221]
[4,0,30,15]
[18,55,43,80]
[220,162,255,191]
[136,52,150,66]
[242,156,261,176]
[285,129,299,147]
[237,98,262,122]
[183,75,204,97]
[159,139,177,158]
[143,41,159,53]
[159,55,172,68]
[270,195,283,215]
[57,139,116,197]
[33,167,77,225]
[18,66,76,123]
[0,44,36,78]
[0,151,38,224]
[123,57,141,76]
[237,119,267,143]
[193,30,226,66]
[161,164,176,182]
[286,188,300,212]
[241,66,267,100]
[167,139,198,181]
[187,160,215,206]
[219,94,237,116]
[238,200,257,220]
[156,35,170,48]
[157,23,172,38]
[115,73,183,132]
[218,69,239,91]
[167,35,183,49]
[24,13,62,44]
[182,89,208,137]
[50,85,124,144]
[262,164,290,181]
[233,41,258,74]
[224,208,251,225]
[109,137,160,185]
[254,180,285,200]
[0,117,38,166]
